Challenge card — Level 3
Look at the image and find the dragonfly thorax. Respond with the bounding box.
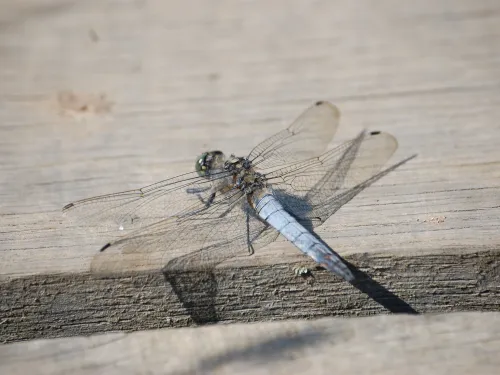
[223,154,251,172]
[235,169,266,194]
[195,151,266,194]
[224,155,266,194]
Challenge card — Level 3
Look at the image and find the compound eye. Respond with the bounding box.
[195,153,209,176]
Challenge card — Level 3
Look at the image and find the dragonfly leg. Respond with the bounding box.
[197,192,216,208]
[206,192,216,207]
[246,210,255,255]
[185,187,210,194]
[186,186,216,208]
[247,242,255,256]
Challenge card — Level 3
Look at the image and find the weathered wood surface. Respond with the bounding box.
[1,0,500,342]
[2,312,500,375]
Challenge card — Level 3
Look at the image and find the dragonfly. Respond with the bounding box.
[63,101,399,282]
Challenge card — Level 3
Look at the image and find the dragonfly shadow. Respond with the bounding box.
[347,265,419,314]
[163,269,219,325]
[163,154,418,323]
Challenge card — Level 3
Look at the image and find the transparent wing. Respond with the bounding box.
[91,189,279,275]
[264,130,399,229]
[62,169,232,236]
[248,101,340,170]
[163,200,279,273]
[90,214,211,275]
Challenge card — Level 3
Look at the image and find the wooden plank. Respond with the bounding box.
[1,0,499,342]
[1,312,500,375]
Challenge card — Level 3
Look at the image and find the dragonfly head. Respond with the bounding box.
[195,151,225,177]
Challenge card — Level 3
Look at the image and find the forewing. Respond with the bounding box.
[248,101,340,170]
[62,170,231,237]
[265,131,398,228]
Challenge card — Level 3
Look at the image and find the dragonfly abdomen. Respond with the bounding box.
[254,194,355,282]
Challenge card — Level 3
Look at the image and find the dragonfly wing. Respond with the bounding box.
[62,170,231,236]
[248,101,340,170]
[164,198,279,273]
[304,156,415,230]
[90,187,278,275]
[265,130,399,228]
[90,215,208,275]
[90,188,244,274]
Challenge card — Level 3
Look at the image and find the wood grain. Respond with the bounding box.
[1,0,499,342]
[2,312,500,375]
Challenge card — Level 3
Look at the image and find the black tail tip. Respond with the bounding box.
[99,243,112,252]
[369,130,381,135]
